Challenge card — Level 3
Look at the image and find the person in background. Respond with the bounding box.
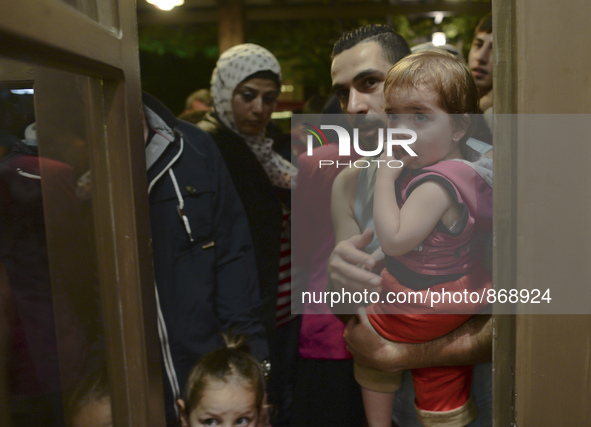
[198,43,298,427]
[468,14,493,130]
[143,92,268,426]
[177,88,212,124]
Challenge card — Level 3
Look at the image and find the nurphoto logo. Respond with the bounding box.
[304,123,418,169]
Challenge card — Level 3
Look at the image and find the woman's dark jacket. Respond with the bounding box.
[198,113,291,338]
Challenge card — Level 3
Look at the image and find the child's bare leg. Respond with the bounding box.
[362,387,395,427]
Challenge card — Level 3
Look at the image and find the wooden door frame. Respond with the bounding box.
[0,1,165,425]
[492,1,517,425]
[493,0,591,425]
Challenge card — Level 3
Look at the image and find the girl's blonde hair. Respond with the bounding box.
[384,50,480,140]
[183,335,265,416]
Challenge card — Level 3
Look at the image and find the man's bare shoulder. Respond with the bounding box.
[331,164,362,238]
[333,163,362,196]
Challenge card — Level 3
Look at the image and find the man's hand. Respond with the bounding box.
[343,307,410,373]
[328,228,383,295]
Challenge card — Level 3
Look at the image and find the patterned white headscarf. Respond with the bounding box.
[211,43,296,189]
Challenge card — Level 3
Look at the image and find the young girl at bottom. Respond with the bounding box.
[178,335,267,427]
[357,50,493,427]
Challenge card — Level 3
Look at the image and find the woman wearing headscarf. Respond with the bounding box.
[197,43,298,427]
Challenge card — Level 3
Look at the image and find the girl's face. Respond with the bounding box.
[185,379,259,427]
[71,396,112,427]
[231,78,279,136]
[384,85,464,169]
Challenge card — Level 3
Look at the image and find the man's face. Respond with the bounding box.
[331,41,393,115]
[468,32,493,96]
[331,41,394,149]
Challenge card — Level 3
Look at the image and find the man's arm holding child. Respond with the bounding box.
[344,310,492,372]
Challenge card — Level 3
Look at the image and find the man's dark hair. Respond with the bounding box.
[475,13,492,35]
[331,24,411,64]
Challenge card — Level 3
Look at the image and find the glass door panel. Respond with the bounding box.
[0,57,109,427]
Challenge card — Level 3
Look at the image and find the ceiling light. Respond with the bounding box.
[432,32,447,47]
[146,0,184,11]
[434,12,445,25]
